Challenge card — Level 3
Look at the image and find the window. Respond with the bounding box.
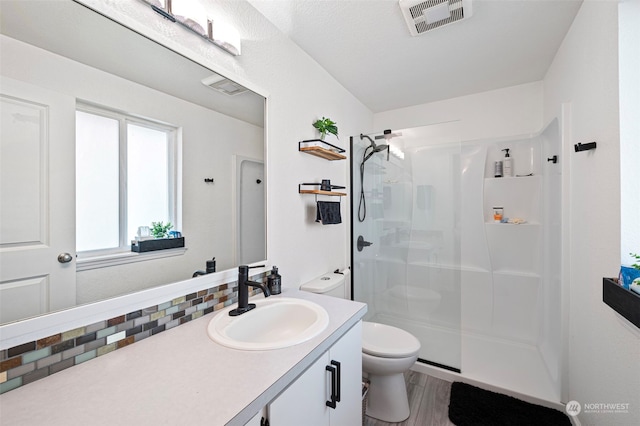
[76,105,178,255]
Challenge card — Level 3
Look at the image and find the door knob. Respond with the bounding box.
[57,253,73,263]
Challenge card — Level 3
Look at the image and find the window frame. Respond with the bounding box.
[75,103,179,260]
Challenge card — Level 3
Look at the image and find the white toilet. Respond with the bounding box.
[300,271,421,423]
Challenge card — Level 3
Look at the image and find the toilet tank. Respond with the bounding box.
[300,270,349,299]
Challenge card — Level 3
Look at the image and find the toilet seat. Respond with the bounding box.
[362,322,420,358]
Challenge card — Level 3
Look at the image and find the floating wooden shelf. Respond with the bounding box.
[299,139,346,161]
[299,183,347,196]
[299,189,347,197]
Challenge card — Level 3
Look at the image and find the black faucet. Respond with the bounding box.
[229,265,270,316]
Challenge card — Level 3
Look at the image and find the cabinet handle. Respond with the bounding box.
[325,365,337,409]
[331,360,341,403]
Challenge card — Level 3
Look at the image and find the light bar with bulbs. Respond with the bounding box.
[143,0,241,56]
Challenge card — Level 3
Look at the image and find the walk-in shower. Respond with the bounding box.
[350,120,564,403]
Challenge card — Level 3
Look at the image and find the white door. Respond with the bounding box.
[0,76,76,323]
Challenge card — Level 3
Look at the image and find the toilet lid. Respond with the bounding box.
[362,321,421,358]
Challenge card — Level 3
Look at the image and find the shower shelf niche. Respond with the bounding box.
[484,222,540,226]
[299,139,346,161]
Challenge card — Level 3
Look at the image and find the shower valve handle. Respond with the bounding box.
[357,236,373,252]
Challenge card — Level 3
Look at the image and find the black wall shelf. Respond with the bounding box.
[603,277,640,329]
[131,237,185,253]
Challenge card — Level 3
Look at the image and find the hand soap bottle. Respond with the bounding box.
[267,266,282,295]
[502,148,513,177]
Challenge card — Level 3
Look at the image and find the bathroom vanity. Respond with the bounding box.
[0,289,367,426]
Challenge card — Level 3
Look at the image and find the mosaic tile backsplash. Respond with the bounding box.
[0,272,266,394]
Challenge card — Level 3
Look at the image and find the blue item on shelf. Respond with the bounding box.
[619,266,640,290]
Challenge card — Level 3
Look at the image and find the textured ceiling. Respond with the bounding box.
[249,0,583,112]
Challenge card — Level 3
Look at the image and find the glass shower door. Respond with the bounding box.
[351,123,462,371]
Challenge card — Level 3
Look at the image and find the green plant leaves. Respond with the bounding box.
[312,117,338,137]
[151,221,173,239]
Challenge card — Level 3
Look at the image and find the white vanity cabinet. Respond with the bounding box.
[264,321,362,426]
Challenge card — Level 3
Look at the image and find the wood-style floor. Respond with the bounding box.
[364,371,456,426]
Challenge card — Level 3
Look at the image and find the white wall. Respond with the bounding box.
[373,81,543,142]
[543,1,640,425]
[78,0,374,289]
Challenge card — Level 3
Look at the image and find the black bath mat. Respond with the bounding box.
[448,382,571,426]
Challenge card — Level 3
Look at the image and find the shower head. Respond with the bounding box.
[360,133,389,152]
[360,133,390,163]
[371,142,389,153]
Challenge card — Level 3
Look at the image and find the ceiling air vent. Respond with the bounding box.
[399,0,473,36]
[201,74,248,96]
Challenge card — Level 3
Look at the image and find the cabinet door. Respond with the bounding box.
[268,351,330,426]
[244,406,266,426]
[268,321,362,426]
[329,321,362,426]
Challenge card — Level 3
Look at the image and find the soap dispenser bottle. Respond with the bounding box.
[502,148,513,177]
[267,266,281,295]
[206,257,216,274]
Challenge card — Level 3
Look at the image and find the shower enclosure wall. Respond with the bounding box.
[350,119,563,403]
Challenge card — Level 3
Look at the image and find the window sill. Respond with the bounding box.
[76,247,187,272]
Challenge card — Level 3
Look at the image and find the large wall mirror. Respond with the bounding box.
[0,0,266,325]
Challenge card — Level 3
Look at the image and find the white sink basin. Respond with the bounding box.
[207,297,330,350]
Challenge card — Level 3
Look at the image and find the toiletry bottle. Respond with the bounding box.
[493,207,503,223]
[267,266,282,295]
[502,148,512,177]
[494,161,503,178]
[206,257,216,274]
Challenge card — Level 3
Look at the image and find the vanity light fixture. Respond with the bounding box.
[143,0,241,56]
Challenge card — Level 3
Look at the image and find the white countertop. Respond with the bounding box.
[0,289,367,426]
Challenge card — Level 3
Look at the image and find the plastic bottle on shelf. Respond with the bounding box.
[494,161,503,178]
[493,207,504,223]
[502,148,513,177]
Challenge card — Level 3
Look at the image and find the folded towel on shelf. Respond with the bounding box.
[507,218,527,224]
[316,201,342,225]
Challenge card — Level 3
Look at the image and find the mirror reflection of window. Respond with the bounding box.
[75,106,178,255]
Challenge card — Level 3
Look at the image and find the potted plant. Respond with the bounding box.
[132,221,184,253]
[151,221,173,238]
[312,117,338,140]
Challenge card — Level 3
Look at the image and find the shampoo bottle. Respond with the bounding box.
[502,148,513,177]
[267,266,281,295]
